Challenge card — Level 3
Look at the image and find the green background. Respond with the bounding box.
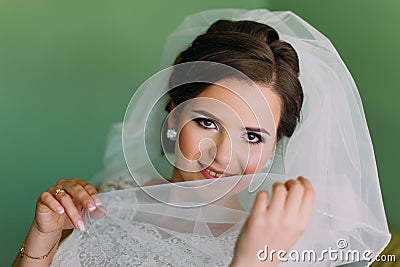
[1,0,399,265]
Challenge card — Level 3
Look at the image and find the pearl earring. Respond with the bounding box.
[166,129,177,141]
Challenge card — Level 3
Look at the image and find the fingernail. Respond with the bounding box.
[56,205,65,214]
[92,195,102,206]
[87,202,96,212]
[77,220,86,231]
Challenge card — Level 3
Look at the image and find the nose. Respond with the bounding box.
[209,131,232,167]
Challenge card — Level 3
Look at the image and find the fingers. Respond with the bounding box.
[59,178,99,212]
[267,182,287,215]
[52,187,86,231]
[284,179,304,213]
[298,177,315,217]
[78,179,99,197]
[266,177,314,225]
[251,190,268,215]
[37,191,65,215]
[52,178,101,230]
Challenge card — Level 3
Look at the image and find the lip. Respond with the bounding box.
[198,161,233,179]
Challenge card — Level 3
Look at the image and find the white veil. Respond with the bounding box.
[50,9,390,267]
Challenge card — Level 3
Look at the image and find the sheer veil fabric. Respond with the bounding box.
[50,9,390,266]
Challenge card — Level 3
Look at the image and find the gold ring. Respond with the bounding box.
[55,188,65,196]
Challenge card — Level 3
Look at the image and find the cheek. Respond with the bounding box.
[243,145,274,174]
[178,123,201,159]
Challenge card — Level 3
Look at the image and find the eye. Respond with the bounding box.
[193,118,218,130]
[242,132,264,144]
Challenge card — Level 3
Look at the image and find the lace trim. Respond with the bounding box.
[51,216,238,266]
[97,175,137,192]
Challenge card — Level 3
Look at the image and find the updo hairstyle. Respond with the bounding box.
[166,20,303,141]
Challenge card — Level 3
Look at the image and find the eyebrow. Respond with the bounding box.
[192,109,271,136]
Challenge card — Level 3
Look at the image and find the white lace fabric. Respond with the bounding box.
[51,181,243,267]
[53,226,238,267]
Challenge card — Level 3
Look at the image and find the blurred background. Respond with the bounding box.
[1,0,399,265]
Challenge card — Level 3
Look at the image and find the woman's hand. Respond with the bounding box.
[231,177,315,267]
[12,178,103,267]
[34,178,102,234]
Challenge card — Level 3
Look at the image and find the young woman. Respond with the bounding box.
[13,9,389,267]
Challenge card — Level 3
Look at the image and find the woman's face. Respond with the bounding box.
[170,78,281,182]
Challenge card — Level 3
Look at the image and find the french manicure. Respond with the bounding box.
[92,195,102,206]
[87,202,96,212]
[56,205,65,214]
[77,220,86,231]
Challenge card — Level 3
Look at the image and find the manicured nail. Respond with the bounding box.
[77,220,86,231]
[87,202,96,212]
[92,195,102,206]
[56,205,65,214]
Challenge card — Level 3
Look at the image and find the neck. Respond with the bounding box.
[170,168,184,183]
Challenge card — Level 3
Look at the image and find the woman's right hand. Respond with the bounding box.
[231,177,315,267]
[34,178,102,235]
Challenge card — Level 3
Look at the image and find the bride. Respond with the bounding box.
[13,9,390,267]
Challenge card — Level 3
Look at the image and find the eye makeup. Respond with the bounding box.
[191,109,271,144]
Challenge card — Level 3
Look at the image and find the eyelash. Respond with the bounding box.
[242,132,265,145]
[193,117,218,130]
[192,117,265,145]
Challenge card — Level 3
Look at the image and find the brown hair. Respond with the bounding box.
[166,20,303,141]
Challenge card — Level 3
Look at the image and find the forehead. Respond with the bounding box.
[192,79,281,130]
